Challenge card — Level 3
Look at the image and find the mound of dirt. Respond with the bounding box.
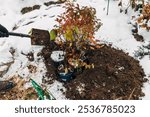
[41,44,147,100]
[64,46,147,100]
[23,28,147,100]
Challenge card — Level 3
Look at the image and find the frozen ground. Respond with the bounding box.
[0,0,150,99]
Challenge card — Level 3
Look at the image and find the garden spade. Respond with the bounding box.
[8,28,51,46]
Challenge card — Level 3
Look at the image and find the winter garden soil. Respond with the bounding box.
[41,44,147,100]
[0,44,147,100]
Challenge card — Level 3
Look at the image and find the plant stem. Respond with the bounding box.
[107,0,110,15]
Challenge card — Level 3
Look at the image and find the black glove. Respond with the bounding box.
[0,24,9,37]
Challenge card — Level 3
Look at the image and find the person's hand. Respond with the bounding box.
[0,24,9,37]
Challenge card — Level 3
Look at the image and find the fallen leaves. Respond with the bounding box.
[137,4,150,31]
[0,76,38,100]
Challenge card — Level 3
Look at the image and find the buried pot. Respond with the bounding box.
[50,51,65,67]
[50,51,74,81]
[57,71,74,82]
[56,64,74,82]
[50,51,89,81]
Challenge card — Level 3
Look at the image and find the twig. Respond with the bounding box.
[128,88,136,100]
[107,0,110,15]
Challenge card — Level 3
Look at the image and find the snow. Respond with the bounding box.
[51,51,65,62]
[47,80,67,100]
[0,0,150,99]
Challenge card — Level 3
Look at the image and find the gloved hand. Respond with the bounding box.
[0,24,9,37]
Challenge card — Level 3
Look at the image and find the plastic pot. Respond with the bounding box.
[50,51,65,68]
[58,71,74,82]
[53,60,64,68]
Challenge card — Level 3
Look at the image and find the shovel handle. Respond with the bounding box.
[9,32,31,38]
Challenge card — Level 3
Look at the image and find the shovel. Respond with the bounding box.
[9,28,51,46]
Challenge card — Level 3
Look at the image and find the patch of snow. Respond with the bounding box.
[140,56,150,75]
[0,55,14,66]
[47,80,67,100]
[51,51,65,62]
[0,65,8,72]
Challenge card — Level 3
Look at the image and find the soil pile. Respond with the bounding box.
[64,46,146,100]
[42,44,147,100]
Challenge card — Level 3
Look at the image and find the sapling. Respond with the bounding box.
[50,2,102,74]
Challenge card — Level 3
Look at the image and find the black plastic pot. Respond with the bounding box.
[50,51,65,68]
[53,60,64,68]
[57,71,74,82]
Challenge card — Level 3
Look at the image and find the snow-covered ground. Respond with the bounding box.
[0,0,150,99]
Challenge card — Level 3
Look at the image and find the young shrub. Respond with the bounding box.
[51,3,102,73]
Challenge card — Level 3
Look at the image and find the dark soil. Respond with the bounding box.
[41,46,58,85]
[64,46,147,100]
[44,0,66,6]
[41,44,147,100]
[21,51,34,61]
[21,5,41,14]
[31,28,50,46]
[133,33,144,42]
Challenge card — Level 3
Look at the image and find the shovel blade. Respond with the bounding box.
[31,28,50,46]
